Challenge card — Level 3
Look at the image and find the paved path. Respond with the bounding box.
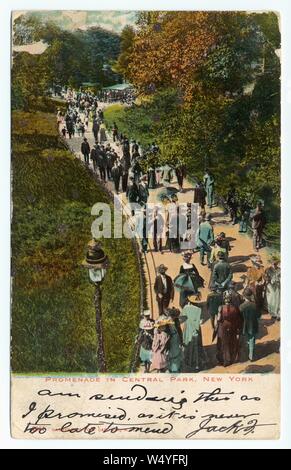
[60,105,280,374]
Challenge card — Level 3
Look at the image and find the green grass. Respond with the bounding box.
[11,110,141,373]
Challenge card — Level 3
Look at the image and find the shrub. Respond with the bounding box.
[11,111,141,373]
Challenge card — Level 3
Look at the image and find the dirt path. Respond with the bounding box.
[61,105,280,374]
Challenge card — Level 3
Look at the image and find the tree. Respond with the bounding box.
[127,11,218,101]
[114,26,135,78]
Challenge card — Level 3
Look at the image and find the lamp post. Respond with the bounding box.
[82,240,109,373]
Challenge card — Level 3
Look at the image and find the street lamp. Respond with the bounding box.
[82,239,109,373]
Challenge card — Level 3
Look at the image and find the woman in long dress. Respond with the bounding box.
[99,122,107,143]
[174,252,204,308]
[151,321,170,372]
[181,295,205,372]
[265,254,280,321]
[138,311,155,373]
[167,308,183,373]
[216,291,243,367]
[247,255,265,316]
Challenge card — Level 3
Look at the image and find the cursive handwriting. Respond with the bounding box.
[89,384,187,410]
[185,417,277,439]
[38,389,80,398]
[193,388,235,404]
[22,402,127,424]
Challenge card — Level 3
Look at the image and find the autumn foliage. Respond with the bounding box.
[128,12,219,101]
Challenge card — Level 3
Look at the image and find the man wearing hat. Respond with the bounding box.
[138,175,149,207]
[196,213,214,267]
[203,169,215,208]
[111,158,123,194]
[90,144,98,172]
[239,288,260,362]
[212,251,233,291]
[251,202,266,252]
[206,286,223,329]
[81,137,90,165]
[154,264,174,316]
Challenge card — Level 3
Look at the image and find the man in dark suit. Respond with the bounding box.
[212,251,232,291]
[81,137,90,165]
[239,288,261,361]
[111,160,123,193]
[154,264,174,316]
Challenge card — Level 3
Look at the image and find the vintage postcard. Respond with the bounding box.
[11,9,281,440]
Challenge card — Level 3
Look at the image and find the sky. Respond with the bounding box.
[12,10,137,34]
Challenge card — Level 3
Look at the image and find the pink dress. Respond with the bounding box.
[151,330,169,371]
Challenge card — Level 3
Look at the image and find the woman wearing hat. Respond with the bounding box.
[216,291,243,367]
[174,252,204,308]
[265,254,280,321]
[138,311,155,373]
[247,255,265,315]
[181,294,206,372]
[151,320,171,373]
[166,308,183,373]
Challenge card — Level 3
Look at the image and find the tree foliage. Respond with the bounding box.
[12,14,122,110]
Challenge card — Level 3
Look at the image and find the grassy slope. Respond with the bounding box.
[11,111,140,373]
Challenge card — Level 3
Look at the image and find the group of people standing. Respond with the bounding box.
[139,247,280,373]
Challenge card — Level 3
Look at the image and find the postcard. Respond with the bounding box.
[10,9,281,439]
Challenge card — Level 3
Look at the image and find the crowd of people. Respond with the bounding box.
[138,249,280,373]
[57,92,280,374]
[96,88,135,104]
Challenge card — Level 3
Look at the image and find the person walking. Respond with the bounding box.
[126,176,139,216]
[151,320,170,373]
[97,146,107,181]
[239,288,261,362]
[121,156,130,193]
[238,198,251,233]
[151,206,165,253]
[99,122,107,143]
[111,159,123,193]
[196,213,214,267]
[206,287,223,329]
[203,169,215,208]
[138,175,149,207]
[81,137,90,165]
[251,202,266,251]
[175,164,186,193]
[265,253,280,321]
[216,291,243,367]
[138,311,155,373]
[181,295,206,372]
[193,181,207,210]
[247,255,266,316]
[174,252,204,308]
[92,119,100,142]
[212,251,233,291]
[154,264,174,316]
[167,308,183,373]
[90,144,98,172]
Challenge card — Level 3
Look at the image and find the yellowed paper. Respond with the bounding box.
[11,374,280,440]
